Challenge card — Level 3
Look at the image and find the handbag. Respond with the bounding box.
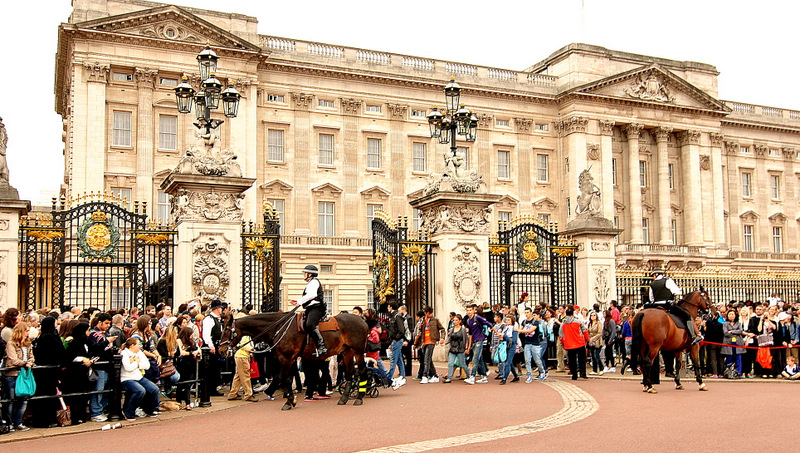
[159,360,176,379]
[249,357,260,379]
[757,333,774,347]
[492,341,508,364]
[56,394,72,427]
[15,367,36,397]
[88,367,99,383]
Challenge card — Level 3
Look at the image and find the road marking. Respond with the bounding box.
[354,379,598,453]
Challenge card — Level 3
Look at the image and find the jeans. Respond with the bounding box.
[89,369,110,417]
[420,344,436,378]
[469,340,487,377]
[3,376,27,426]
[121,378,160,419]
[524,343,545,378]
[502,337,519,380]
[388,339,405,379]
[590,346,603,372]
[164,369,180,388]
[725,353,742,375]
[447,351,466,380]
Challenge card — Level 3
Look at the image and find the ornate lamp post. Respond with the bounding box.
[173,43,241,134]
[427,79,478,166]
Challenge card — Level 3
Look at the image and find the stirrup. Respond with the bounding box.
[691,336,703,345]
[312,346,328,357]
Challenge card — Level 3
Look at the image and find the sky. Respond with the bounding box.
[1,0,798,205]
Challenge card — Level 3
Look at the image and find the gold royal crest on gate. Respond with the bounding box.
[77,211,121,262]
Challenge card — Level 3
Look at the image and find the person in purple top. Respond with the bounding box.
[464,303,494,384]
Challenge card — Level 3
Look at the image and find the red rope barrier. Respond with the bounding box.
[700,340,794,350]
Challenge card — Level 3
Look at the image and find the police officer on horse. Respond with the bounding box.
[290,264,328,357]
[647,267,703,345]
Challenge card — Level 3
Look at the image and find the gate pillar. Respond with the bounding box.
[161,173,255,308]
[410,191,500,359]
[562,215,621,309]
[0,198,29,311]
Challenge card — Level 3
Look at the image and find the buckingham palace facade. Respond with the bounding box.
[52,0,800,310]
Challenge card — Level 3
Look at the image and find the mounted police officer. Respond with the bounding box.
[647,267,703,345]
[290,264,328,357]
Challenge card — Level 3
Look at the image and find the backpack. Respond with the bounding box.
[723,362,740,380]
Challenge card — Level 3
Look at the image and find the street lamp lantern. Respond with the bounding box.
[196,43,219,82]
[427,106,443,138]
[202,72,223,110]
[193,90,207,121]
[221,82,241,118]
[454,104,470,135]
[467,114,478,142]
[443,78,461,112]
[174,75,195,114]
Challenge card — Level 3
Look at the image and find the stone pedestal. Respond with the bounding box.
[0,198,30,312]
[161,173,255,308]
[410,191,501,361]
[562,213,622,309]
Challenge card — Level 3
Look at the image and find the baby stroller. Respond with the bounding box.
[338,367,386,399]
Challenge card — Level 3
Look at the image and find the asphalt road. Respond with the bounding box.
[3,372,798,452]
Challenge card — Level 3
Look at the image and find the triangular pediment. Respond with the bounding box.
[360,185,391,201]
[311,182,343,198]
[76,6,258,50]
[567,65,728,113]
[496,194,519,210]
[769,212,787,224]
[740,210,759,223]
[406,188,425,200]
[532,196,558,210]
[260,179,293,196]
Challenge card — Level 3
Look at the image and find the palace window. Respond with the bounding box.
[770,174,781,199]
[611,158,617,186]
[743,225,754,252]
[639,161,648,188]
[159,77,178,87]
[268,129,284,162]
[741,172,752,198]
[323,289,334,314]
[113,72,132,82]
[740,146,750,154]
[497,150,510,179]
[265,199,285,234]
[773,227,783,253]
[318,99,335,108]
[318,202,335,237]
[537,154,549,182]
[411,109,426,118]
[535,123,549,131]
[412,143,427,172]
[112,111,132,147]
[367,204,383,235]
[642,218,650,244]
[496,119,509,127]
[320,264,334,274]
[537,213,550,225]
[156,190,171,223]
[319,134,335,166]
[498,211,512,226]
[366,105,382,113]
[367,138,382,169]
[671,219,677,245]
[111,188,132,210]
[267,94,284,103]
[412,208,422,231]
[668,164,675,190]
[457,147,470,171]
[158,115,177,151]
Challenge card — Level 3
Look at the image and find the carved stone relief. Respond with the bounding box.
[340,98,362,113]
[655,126,673,142]
[134,68,158,89]
[173,123,242,177]
[755,145,768,157]
[586,143,600,161]
[593,266,610,303]
[699,155,711,171]
[783,148,797,159]
[193,236,230,302]
[624,123,643,140]
[599,119,615,136]
[291,92,314,109]
[453,245,481,308]
[677,130,701,146]
[624,72,675,103]
[555,116,588,136]
[84,62,110,83]
[140,24,201,42]
[420,204,492,235]
[724,141,739,155]
[709,133,724,147]
[387,104,407,119]
[591,241,610,251]
[171,189,244,222]
[514,118,533,133]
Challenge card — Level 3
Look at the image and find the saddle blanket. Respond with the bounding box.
[297,313,339,332]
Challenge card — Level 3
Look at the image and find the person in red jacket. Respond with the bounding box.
[559,306,590,380]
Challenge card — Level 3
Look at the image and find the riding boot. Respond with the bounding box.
[311,328,328,357]
[686,320,704,345]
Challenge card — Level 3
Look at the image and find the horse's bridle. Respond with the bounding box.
[678,288,710,314]
[219,306,300,357]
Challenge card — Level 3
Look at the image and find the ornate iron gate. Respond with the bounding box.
[489,217,576,308]
[241,202,282,312]
[372,212,435,316]
[19,195,176,311]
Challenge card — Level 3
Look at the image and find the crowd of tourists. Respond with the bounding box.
[3,291,800,434]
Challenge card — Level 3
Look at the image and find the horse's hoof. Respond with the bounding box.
[699,384,708,391]
[281,404,293,411]
[337,399,348,405]
[675,384,684,390]
[353,399,363,406]
[646,387,658,394]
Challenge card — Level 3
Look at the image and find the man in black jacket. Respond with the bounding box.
[386,302,407,389]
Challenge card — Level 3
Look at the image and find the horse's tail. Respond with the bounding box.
[630,311,646,371]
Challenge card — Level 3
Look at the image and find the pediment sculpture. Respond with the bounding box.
[625,72,675,103]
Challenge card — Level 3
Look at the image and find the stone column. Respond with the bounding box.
[782,147,797,251]
[598,120,615,220]
[388,104,408,215]
[290,93,314,234]
[340,98,361,236]
[724,140,741,249]
[625,123,644,244]
[0,200,30,312]
[655,127,673,244]
[678,130,702,245]
[135,68,157,216]
[556,116,588,222]
[710,133,726,248]
[81,62,110,195]
[514,117,533,215]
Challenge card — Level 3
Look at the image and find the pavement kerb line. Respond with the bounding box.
[352,379,599,453]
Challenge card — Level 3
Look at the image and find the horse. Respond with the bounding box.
[631,289,711,393]
[219,310,369,410]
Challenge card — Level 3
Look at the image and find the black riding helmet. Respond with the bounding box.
[302,264,319,276]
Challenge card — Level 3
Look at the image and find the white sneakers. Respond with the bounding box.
[252,383,269,393]
[464,376,476,385]
[421,377,429,384]
[609,367,617,373]
[428,376,439,383]
[476,376,488,384]
[91,414,108,422]
[392,377,406,390]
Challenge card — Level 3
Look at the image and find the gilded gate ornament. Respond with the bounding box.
[77,211,120,262]
[516,231,544,270]
[401,244,426,266]
[372,249,395,304]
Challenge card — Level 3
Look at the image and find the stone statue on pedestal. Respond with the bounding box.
[0,116,20,199]
[424,150,484,195]
[567,168,613,230]
[173,122,242,177]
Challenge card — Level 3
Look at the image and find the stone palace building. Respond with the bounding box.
[50,0,800,311]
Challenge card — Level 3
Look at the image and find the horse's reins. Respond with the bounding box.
[676,290,709,312]
[222,305,300,355]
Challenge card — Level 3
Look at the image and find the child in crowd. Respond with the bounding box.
[782,355,800,380]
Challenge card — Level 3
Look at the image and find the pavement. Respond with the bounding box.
[2,362,799,451]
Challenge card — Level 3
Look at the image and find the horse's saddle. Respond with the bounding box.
[296,313,339,333]
[668,312,687,331]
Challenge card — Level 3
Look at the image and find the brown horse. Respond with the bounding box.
[632,289,711,393]
[220,310,369,410]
